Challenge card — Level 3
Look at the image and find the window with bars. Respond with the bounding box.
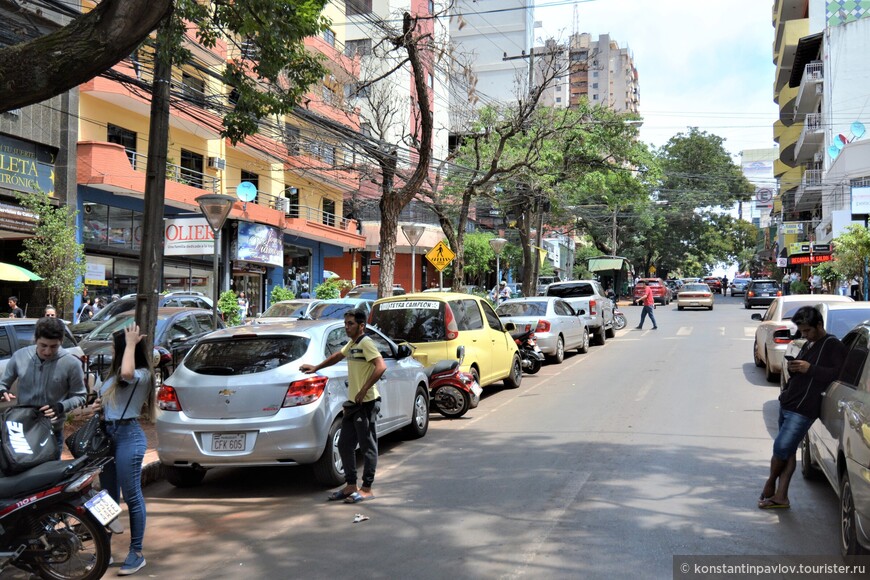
[324,28,335,46]
[107,124,137,167]
[322,198,336,226]
[344,38,372,57]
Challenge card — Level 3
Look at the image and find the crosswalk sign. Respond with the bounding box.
[426,241,455,271]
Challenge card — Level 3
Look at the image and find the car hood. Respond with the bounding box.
[69,320,101,337]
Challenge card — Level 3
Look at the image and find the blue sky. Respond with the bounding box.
[534,0,780,156]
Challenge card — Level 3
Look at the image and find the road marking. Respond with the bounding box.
[744,327,756,337]
[719,326,726,336]
[676,326,692,336]
[634,380,654,401]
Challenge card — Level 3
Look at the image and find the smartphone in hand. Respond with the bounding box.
[784,355,795,361]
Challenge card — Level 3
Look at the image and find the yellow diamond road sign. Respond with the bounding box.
[426,241,455,271]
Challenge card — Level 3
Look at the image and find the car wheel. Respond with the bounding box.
[503,355,522,389]
[754,341,764,368]
[591,325,606,346]
[744,303,751,309]
[708,305,713,311]
[605,323,615,339]
[312,418,344,487]
[765,349,779,383]
[403,385,430,437]
[165,465,207,488]
[800,433,823,480]
[577,328,589,354]
[841,472,870,556]
[548,336,565,364]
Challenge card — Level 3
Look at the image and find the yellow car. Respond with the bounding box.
[369,292,522,389]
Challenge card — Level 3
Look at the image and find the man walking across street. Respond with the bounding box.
[758,306,846,509]
[0,316,87,457]
[634,283,658,330]
[300,309,386,503]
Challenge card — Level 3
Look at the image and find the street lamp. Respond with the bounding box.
[489,237,508,305]
[401,224,425,293]
[196,194,236,329]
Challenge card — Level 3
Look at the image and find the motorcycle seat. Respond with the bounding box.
[0,459,76,499]
[427,360,459,377]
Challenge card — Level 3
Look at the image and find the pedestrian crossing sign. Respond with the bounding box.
[426,241,455,271]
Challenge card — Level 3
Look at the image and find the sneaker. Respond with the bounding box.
[635,326,642,330]
[652,326,658,330]
[118,551,146,576]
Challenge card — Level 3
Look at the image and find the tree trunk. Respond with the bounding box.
[0,0,173,112]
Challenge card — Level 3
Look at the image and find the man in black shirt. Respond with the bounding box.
[7,296,23,318]
[759,306,846,509]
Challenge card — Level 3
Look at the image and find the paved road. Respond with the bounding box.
[120,296,850,577]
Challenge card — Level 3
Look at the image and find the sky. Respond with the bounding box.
[534,0,780,157]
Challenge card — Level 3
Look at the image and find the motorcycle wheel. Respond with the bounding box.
[30,504,110,580]
[525,356,542,375]
[433,385,470,418]
[613,314,627,331]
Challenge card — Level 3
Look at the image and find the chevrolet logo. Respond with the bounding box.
[218,389,236,396]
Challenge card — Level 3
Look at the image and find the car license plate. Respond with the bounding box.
[691,301,699,305]
[212,433,246,452]
[85,489,122,526]
[471,381,482,398]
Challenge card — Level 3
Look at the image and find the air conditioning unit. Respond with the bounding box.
[275,197,290,213]
[208,157,226,170]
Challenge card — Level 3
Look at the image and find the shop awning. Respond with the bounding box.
[588,256,630,273]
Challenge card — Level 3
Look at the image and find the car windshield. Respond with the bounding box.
[89,314,168,341]
[90,299,134,322]
[261,301,310,318]
[497,302,547,317]
[547,283,594,298]
[308,303,356,320]
[682,284,710,292]
[370,300,446,343]
[827,310,870,338]
[185,336,310,375]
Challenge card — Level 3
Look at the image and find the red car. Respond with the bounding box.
[703,277,723,292]
[633,278,670,305]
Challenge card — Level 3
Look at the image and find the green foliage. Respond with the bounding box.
[833,225,870,282]
[270,285,295,303]
[790,280,809,295]
[813,262,840,285]
[15,191,86,310]
[462,234,497,283]
[219,290,241,327]
[314,278,351,299]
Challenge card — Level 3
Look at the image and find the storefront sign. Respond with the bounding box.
[84,262,108,287]
[788,242,831,255]
[235,222,282,267]
[0,201,37,234]
[0,134,57,195]
[780,222,804,235]
[789,254,833,266]
[164,218,214,256]
[851,186,870,216]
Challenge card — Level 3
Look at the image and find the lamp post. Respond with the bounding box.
[401,224,425,293]
[196,194,236,329]
[489,237,508,305]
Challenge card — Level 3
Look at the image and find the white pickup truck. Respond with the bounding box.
[546,280,615,345]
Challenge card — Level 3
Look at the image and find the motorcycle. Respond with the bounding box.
[612,306,627,331]
[511,328,545,375]
[0,455,123,580]
[429,346,482,419]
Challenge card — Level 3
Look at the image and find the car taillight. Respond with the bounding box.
[444,304,459,340]
[283,375,328,407]
[773,327,793,344]
[157,385,182,412]
[748,291,755,297]
[589,299,597,316]
[535,319,551,333]
[776,290,782,296]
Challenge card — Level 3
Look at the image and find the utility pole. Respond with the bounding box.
[611,206,618,255]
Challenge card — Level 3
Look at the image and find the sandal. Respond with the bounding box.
[327,489,354,501]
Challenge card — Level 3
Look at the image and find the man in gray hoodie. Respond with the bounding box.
[0,317,87,458]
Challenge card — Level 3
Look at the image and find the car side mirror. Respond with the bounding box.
[751,313,762,321]
[503,322,516,332]
[396,344,413,359]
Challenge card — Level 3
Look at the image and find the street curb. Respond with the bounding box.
[141,451,164,487]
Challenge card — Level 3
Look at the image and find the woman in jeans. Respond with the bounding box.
[95,324,155,575]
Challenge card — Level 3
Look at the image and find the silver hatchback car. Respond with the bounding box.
[156,320,430,487]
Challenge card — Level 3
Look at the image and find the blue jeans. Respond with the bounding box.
[101,421,147,553]
[773,408,814,460]
[639,305,657,329]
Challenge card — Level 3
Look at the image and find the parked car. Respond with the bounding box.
[744,279,781,309]
[702,276,723,293]
[345,284,406,300]
[305,298,373,320]
[801,322,870,555]
[546,280,615,345]
[780,302,870,389]
[495,297,589,363]
[729,277,751,297]
[369,292,522,389]
[676,283,715,311]
[80,307,224,385]
[751,295,853,382]
[255,299,321,324]
[536,276,561,296]
[632,278,670,306]
[664,279,682,300]
[69,293,213,340]
[156,320,429,487]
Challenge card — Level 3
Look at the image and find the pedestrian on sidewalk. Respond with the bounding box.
[758,306,846,510]
[300,309,386,504]
[634,283,658,330]
[94,324,155,575]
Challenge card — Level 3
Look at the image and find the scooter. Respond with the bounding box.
[0,455,122,580]
[429,346,482,418]
[612,306,627,331]
[511,328,545,375]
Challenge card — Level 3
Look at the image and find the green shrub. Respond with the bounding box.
[314,278,352,299]
[271,285,295,303]
[790,280,809,295]
[218,290,241,326]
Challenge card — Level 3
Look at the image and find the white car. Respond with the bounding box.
[496,297,589,363]
[752,295,853,382]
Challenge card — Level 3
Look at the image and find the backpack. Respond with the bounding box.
[0,406,59,475]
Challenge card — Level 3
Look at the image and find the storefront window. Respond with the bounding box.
[107,207,135,248]
[83,204,108,244]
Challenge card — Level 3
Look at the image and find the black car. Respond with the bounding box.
[79,307,223,384]
[69,294,212,340]
[743,279,781,309]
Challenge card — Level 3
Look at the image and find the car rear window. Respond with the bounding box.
[547,283,594,298]
[682,284,710,292]
[309,303,356,320]
[262,301,309,318]
[827,310,870,338]
[751,282,778,292]
[497,301,547,317]
[185,336,309,375]
[448,299,483,330]
[370,300,446,342]
[782,300,822,319]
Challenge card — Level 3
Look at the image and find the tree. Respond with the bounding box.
[833,224,870,295]
[15,191,86,316]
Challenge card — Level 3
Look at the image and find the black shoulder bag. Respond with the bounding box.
[66,378,138,459]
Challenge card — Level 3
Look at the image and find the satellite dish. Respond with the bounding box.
[828,144,841,159]
[852,121,866,139]
[838,133,849,145]
[236,181,257,202]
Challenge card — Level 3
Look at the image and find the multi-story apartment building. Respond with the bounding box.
[75,1,366,316]
[772,0,870,274]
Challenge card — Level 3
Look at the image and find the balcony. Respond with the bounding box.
[128,151,219,193]
[794,61,823,116]
[794,167,823,211]
[794,113,824,162]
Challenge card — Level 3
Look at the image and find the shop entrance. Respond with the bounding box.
[232,273,262,318]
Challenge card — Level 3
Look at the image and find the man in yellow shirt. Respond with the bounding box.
[300,309,386,503]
